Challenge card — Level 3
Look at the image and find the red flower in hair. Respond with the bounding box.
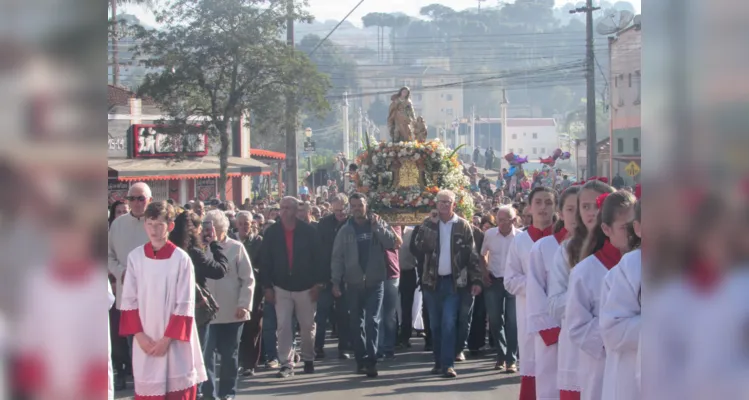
[596,192,611,209]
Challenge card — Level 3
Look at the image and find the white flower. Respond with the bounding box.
[422,198,429,205]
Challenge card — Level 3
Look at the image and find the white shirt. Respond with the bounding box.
[438,213,459,276]
[480,226,520,278]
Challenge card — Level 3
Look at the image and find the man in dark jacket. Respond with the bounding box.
[314,194,351,360]
[236,211,265,376]
[258,197,326,378]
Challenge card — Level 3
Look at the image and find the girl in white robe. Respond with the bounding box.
[506,187,558,400]
[567,191,636,400]
[548,180,614,400]
[599,200,641,400]
[119,201,206,400]
[527,187,580,400]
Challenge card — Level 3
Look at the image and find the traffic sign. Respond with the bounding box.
[625,161,640,177]
[304,140,316,152]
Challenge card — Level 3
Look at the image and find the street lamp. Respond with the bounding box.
[304,127,312,139]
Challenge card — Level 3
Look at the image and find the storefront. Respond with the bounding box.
[108,123,271,205]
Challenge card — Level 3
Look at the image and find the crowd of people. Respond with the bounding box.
[107,173,643,400]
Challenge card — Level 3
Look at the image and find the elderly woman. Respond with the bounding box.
[201,210,255,400]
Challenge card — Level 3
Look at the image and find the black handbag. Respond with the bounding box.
[195,284,219,326]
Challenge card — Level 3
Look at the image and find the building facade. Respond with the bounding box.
[609,20,642,185]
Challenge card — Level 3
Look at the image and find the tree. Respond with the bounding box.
[362,12,390,62]
[135,0,330,200]
[367,98,389,127]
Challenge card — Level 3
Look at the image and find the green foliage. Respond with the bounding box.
[134,0,331,199]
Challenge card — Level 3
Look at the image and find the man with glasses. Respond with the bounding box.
[480,205,520,372]
[107,182,152,390]
[414,190,482,379]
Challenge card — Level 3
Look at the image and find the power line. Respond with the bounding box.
[308,0,366,56]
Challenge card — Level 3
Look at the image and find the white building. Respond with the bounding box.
[505,118,558,165]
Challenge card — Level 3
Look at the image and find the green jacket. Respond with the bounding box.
[414,215,482,291]
[331,217,396,288]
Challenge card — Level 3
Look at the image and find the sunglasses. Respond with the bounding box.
[126,195,147,202]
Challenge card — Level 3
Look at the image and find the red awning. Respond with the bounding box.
[117,172,270,182]
[250,148,286,160]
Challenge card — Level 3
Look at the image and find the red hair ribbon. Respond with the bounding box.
[596,192,611,209]
[634,184,642,200]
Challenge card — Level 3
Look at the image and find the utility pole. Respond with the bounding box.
[570,0,600,178]
[358,107,364,150]
[342,92,350,160]
[285,0,298,196]
[500,89,509,170]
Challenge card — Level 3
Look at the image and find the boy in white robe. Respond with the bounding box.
[119,201,206,400]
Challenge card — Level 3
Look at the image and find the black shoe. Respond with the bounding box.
[304,361,315,374]
[376,353,384,361]
[366,364,379,378]
[277,366,294,378]
[383,353,396,361]
[469,350,480,357]
[424,344,433,352]
[338,351,351,360]
[430,365,441,375]
[494,361,506,371]
[355,364,367,375]
[315,348,325,360]
[114,374,127,391]
[241,367,255,376]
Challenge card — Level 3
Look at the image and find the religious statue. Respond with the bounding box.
[387,87,416,142]
[413,116,428,143]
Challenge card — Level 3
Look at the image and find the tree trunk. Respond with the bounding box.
[111,0,119,86]
[218,121,230,201]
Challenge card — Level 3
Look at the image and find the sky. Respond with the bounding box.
[124,0,641,29]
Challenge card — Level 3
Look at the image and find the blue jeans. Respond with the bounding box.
[348,281,384,366]
[484,277,518,364]
[262,299,278,361]
[202,322,244,398]
[456,288,475,353]
[423,275,461,371]
[378,278,399,356]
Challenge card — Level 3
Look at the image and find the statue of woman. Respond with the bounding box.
[387,87,416,142]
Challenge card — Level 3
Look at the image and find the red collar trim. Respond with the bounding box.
[527,224,553,242]
[553,227,569,244]
[688,259,721,294]
[595,240,623,269]
[144,241,177,260]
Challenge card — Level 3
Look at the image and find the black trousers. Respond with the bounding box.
[239,291,264,369]
[467,291,487,351]
[398,268,418,344]
[109,307,132,375]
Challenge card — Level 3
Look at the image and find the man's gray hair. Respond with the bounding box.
[128,182,152,198]
[236,210,253,221]
[436,189,456,202]
[204,209,230,234]
[281,196,301,209]
[330,193,349,206]
[496,205,517,219]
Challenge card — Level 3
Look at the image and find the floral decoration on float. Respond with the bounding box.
[353,139,474,225]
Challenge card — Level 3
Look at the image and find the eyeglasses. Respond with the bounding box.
[126,195,147,202]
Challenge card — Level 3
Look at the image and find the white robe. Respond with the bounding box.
[527,236,564,400]
[599,249,641,400]
[566,254,610,400]
[108,280,115,400]
[504,231,538,377]
[548,242,581,392]
[120,243,207,397]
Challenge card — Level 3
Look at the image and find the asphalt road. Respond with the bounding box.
[115,337,520,399]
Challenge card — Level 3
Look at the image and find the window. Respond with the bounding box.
[511,134,517,140]
[446,94,453,101]
[540,147,546,154]
[617,138,624,153]
[634,70,641,105]
[633,138,640,153]
[532,148,537,154]
[445,108,454,116]
[628,73,632,87]
[532,133,538,139]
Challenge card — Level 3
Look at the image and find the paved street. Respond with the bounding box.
[115,337,520,399]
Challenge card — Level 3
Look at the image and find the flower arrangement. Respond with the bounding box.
[355,140,474,218]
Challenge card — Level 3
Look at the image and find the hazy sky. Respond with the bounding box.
[124,0,641,28]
